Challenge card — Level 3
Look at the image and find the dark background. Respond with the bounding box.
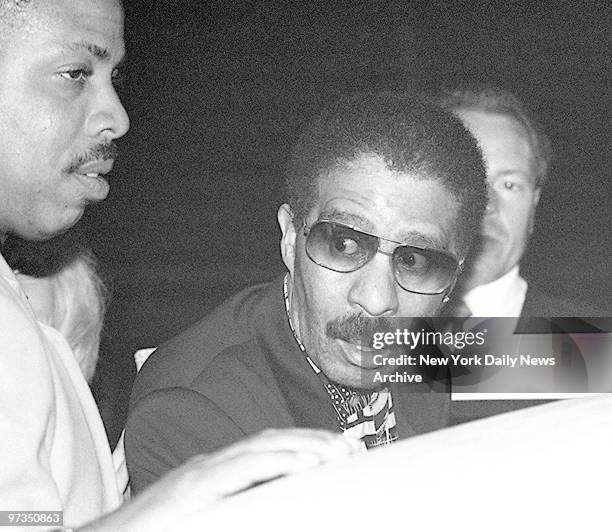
[84,0,611,445]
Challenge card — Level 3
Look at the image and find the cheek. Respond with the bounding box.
[303,271,342,317]
[298,260,349,323]
[514,201,538,237]
[12,119,61,168]
[397,293,444,317]
[499,195,535,228]
[17,96,81,163]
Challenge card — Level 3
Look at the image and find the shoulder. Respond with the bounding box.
[521,284,602,317]
[130,341,293,438]
[0,272,55,386]
[0,271,34,329]
[125,345,294,493]
[130,279,283,406]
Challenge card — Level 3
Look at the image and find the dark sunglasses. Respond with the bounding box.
[303,220,462,295]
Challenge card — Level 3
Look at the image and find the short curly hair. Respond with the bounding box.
[438,84,552,187]
[0,0,33,43]
[284,91,488,256]
[1,0,123,48]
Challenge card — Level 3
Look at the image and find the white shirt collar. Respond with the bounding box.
[0,251,25,294]
[463,265,527,317]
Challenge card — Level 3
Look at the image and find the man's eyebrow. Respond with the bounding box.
[318,210,372,231]
[62,40,111,60]
[396,231,446,251]
[491,169,532,180]
[319,210,447,250]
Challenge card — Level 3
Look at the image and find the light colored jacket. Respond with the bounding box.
[0,254,122,529]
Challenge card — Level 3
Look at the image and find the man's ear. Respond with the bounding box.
[277,204,297,276]
[441,274,459,305]
[528,186,542,234]
[533,186,542,207]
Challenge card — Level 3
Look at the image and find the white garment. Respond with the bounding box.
[463,266,527,317]
[0,254,122,529]
[112,347,158,501]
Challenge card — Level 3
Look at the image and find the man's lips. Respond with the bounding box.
[71,160,114,200]
[337,339,381,370]
[74,159,115,177]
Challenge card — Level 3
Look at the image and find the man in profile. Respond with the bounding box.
[0,0,357,529]
[439,85,588,317]
[126,91,488,493]
[438,86,594,417]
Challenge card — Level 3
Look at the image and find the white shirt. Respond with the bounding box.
[463,266,527,317]
[0,253,122,528]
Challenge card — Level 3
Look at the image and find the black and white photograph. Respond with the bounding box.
[0,0,610,529]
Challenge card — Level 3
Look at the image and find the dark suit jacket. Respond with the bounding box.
[450,283,600,424]
[520,285,599,317]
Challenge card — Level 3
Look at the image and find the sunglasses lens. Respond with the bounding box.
[305,222,376,272]
[393,245,458,294]
[305,220,459,294]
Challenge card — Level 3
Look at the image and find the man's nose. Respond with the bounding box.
[347,253,399,317]
[86,86,130,140]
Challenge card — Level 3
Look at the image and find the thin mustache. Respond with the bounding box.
[326,313,393,344]
[66,143,118,173]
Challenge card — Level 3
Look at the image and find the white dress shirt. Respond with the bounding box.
[463,265,527,317]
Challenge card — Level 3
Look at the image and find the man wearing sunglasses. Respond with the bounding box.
[126,92,488,493]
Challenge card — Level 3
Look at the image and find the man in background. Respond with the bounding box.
[438,85,594,420]
[439,85,589,317]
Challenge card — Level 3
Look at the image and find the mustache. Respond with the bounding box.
[326,313,393,345]
[65,142,118,173]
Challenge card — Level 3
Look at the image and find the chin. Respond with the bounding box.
[471,250,509,282]
[30,211,84,241]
